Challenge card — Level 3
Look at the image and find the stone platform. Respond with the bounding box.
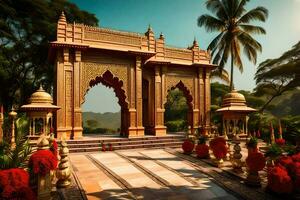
[65,134,185,153]
[61,148,279,200]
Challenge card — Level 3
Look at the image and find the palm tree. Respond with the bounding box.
[198,0,268,90]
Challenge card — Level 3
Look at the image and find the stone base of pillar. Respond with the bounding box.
[56,128,72,140]
[72,127,83,139]
[128,126,144,138]
[154,125,167,136]
[136,126,145,136]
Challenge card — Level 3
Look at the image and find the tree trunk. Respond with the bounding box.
[230,47,234,90]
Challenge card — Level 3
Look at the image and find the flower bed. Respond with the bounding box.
[29,150,58,176]
[0,168,36,200]
[275,138,285,146]
[267,153,300,194]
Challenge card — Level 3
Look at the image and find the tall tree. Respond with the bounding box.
[255,41,300,112]
[0,0,98,111]
[198,0,268,90]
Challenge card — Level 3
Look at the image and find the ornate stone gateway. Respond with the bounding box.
[49,13,215,139]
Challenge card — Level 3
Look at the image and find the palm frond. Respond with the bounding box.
[206,0,228,20]
[238,6,268,24]
[207,31,225,51]
[239,24,266,34]
[211,68,230,84]
[234,0,249,18]
[197,15,225,32]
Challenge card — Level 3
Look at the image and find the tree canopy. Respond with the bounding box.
[255,41,300,112]
[0,0,98,110]
[198,0,268,89]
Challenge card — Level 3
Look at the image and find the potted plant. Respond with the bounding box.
[265,144,283,166]
[209,137,227,167]
[245,152,266,187]
[246,137,258,154]
[195,135,209,159]
[182,137,195,155]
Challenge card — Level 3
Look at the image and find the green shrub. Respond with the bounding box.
[165,120,187,132]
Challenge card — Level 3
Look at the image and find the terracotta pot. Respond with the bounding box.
[182,140,195,155]
[247,146,258,155]
[195,144,209,158]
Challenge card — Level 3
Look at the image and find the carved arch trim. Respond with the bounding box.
[80,62,129,105]
[83,70,129,110]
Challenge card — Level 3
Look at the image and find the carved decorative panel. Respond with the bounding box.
[164,75,194,105]
[65,71,72,127]
[80,62,129,105]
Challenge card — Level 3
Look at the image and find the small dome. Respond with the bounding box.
[222,90,246,107]
[29,85,53,104]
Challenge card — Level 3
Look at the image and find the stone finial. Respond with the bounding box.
[56,141,71,188]
[59,11,66,23]
[159,32,164,40]
[37,137,50,150]
[148,24,152,32]
[193,37,199,47]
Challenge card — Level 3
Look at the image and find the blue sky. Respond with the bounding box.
[71,0,300,113]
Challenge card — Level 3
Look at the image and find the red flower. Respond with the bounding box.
[275,138,285,146]
[292,153,300,162]
[212,143,227,159]
[29,150,58,176]
[50,140,58,157]
[209,137,226,149]
[246,152,266,172]
[182,139,195,154]
[276,156,294,169]
[195,144,209,159]
[267,166,293,194]
[0,168,36,200]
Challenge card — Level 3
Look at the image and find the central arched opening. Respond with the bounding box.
[164,81,193,134]
[82,70,129,137]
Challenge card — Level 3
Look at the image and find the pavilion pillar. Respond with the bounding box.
[154,65,167,136]
[135,56,144,136]
[203,69,211,134]
[72,50,83,139]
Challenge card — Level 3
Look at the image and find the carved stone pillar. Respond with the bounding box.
[203,69,211,134]
[56,48,67,140]
[198,68,205,128]
[72,50,83,139]
[154,66,167,136]
[135,56,144,136]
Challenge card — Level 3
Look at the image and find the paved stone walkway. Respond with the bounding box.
[69,149,241,200]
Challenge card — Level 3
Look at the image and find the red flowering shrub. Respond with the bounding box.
[182,139,195,154]
[267,166,293,194]
[246,152,266,172]
[0,168,36,200]
[275,138,285,146]
[292,153,300,162]
[50,140,58,157]
[195,144,209,158]
[276,156,294,169]
[212,143,227,159]
[209,137,226,148]
[29,150,58,176]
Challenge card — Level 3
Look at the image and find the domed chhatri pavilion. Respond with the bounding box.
[21,86,60,136]
[216,90,256,139]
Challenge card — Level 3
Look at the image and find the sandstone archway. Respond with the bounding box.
[50,13,215,139]
[87,70,129,136]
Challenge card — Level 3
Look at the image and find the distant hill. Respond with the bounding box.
[82,111,120,131]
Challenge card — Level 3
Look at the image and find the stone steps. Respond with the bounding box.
[66,135,185,153]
